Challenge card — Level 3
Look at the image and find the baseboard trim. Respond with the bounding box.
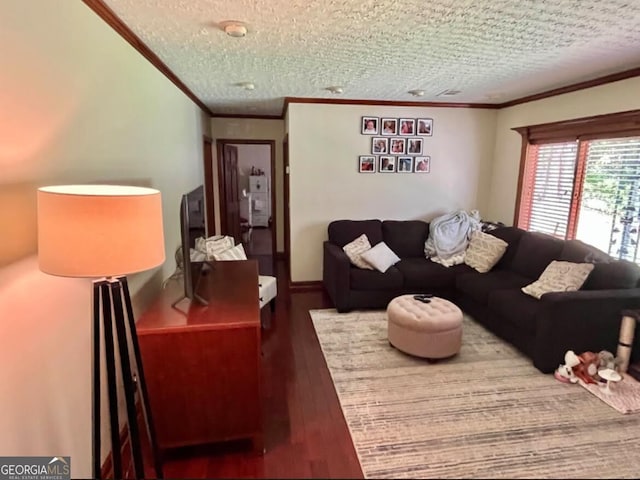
[289,281,323,292]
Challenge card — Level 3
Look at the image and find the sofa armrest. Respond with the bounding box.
[323,242,352,312]
[532,288,640,373]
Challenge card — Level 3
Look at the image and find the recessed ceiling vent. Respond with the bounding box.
[437,89,462,97]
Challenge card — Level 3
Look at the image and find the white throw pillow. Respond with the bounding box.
[360,241,401,273]
[464,230,508,273]
[522,260,594,299]
[342,234,375,270]
[213,243,248,261]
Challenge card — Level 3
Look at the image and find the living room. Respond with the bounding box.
[2,0,640,479]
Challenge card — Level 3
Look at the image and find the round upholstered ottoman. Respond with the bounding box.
[387,295,463,360]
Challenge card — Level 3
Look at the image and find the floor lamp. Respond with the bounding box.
[37,185,165,480]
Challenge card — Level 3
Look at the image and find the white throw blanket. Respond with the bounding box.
[424,210,481,266]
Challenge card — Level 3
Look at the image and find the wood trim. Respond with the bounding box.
[499,67,640,108]
[512,110,640,144]
[203,136,215,235]
[566,141,589,240]
[81,0,213,116]
[216,141,228,237]
[100,400,143,479]
[212,114,282,120]
[283,96,500,113]
[289,281,323,292]
[275,252,286,260]
[512,135,531,227]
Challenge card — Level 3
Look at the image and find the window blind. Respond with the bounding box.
[517,141,578,238]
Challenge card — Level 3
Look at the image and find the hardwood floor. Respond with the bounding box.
[155,259,363,479]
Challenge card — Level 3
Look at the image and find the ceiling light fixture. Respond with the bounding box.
[325,86,344,94]
[408,89,425,97]
[236,82,255,90]
[221,21,248,38]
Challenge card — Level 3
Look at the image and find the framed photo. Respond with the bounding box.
[390,138,406,154]
[399,118,415,136]
[397,157,413,173]
[407,138,423,155]
[417,118,433,136]
[372,137,388,154]
[361,117,379,135]
[414,156,430,173]
[379,156,396,172]
[381,118,398,135]
[359,156,376,173]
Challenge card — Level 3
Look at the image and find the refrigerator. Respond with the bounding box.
[249,175,270,227]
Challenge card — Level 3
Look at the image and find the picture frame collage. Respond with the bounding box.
[359,117,432,174]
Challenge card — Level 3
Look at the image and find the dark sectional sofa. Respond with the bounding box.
[322,219,640,373]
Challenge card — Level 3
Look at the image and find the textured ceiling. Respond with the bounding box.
[101,0,640,116]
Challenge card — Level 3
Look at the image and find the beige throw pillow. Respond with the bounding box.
[343,234,374,270]
[464,230,508,273]
[522,260,594,299]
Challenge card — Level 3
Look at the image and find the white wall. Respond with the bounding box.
[488,76,640,224]
[0,1,208,477]
[287,103,498,282]
[210,119,285,251]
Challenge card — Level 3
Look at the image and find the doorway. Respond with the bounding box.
[216,139,276,274]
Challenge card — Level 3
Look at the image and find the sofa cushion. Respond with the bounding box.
[464,230,508,273]
[343,234,374,270]
[488,289,542,335]
[521,261,594,299]
[560,240,610,264]
[360,241,401,273]
[510,232,564,279]
[584,260,640,290]
[328,220,383,248]
[382,220,430,258]
[396,258,474,289]
[488,227,526,270]
[457,270,532,305]
[350,265,403,290]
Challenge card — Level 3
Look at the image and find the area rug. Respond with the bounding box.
[309,309,640,479]
[579,374,640,414]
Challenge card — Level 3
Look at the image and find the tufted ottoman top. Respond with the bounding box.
[387,295,463,332]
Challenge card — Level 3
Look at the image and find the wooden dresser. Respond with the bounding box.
[136,260,263,453]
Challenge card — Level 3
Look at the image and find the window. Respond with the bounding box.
[514,110,640,263]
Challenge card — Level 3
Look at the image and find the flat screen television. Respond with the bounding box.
[172,185,209,309]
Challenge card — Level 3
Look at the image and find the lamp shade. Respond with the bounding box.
[37,185,165,278]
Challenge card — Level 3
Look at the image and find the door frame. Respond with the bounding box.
[283,134,290,282]
[215,139,277,255]
[203,135,215,235]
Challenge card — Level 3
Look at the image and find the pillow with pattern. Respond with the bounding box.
[522,260,594,299]
[343,234,374,270]
[213,243,247,261]
[464,230,508,273]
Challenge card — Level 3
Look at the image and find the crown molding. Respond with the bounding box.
[498,66,640,108]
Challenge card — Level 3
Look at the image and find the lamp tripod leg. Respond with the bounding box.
[121,278,164,479]
[101,283,122,479]
[111,281,144,478]
[92,283,101,480]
